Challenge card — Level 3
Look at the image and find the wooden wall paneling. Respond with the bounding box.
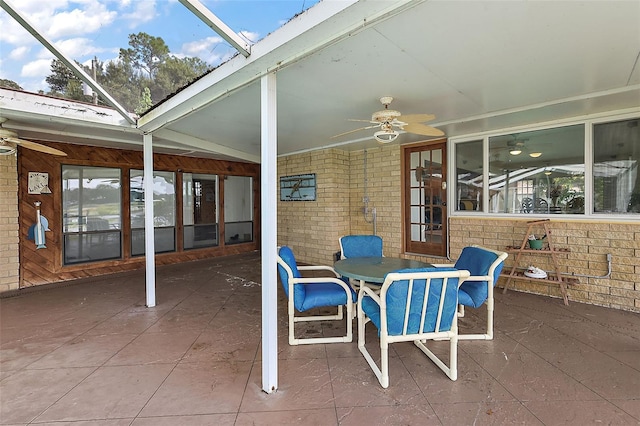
[18,140,260,288]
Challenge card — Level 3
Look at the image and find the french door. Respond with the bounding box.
[403,140,447,257]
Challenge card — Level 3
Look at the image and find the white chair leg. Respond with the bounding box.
[380,341,389,388]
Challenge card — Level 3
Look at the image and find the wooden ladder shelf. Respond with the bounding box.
[502,219,578,305]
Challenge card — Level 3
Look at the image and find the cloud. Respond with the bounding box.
[9,46,30,61]
[47,3,118,38]
[120,0,157,28]
[21,59,54,78]
[239,31,260,44]
[179,29,258,65]
[180,36,227,64]
[55,38,103,58]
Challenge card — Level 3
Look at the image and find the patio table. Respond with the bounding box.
[334,257,433,290]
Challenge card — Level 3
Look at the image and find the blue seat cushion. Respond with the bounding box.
[455,247,504,308]
[361,267,459,336]
[278,246,354,312]
[300,281,355,312]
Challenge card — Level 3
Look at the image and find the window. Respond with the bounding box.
[224,176,253,244]
[130,170,176,255]
[455,140,482,211]
[488,125,585,214]
[183,173,219,249]
[62,166,122,264]
[593,118,640,214]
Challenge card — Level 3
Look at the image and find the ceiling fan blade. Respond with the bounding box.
[7,137,68,156]
[396,113,435,124]
[400,123,444,137]
[347,118,377,124]
[331,125,379,139]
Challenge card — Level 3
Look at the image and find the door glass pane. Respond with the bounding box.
[593,118,640,214]
[130,170,176,255]
[409,148,445,243]
[62,165,121,264]
[455,140,483,211]
[224,176,253,244]
[488,125,585,214]
[183,173,219,249]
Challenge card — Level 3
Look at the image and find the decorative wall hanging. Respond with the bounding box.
[28,172,51,194]
[280,173,316,201]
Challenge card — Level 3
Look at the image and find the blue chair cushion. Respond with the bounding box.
[361,267,460,336]
[341,235,383,258]
[277,246,306,311]
[278,246,355,312]
[300,281,356,312]
[455,247,504,308]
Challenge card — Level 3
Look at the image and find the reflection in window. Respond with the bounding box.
[455,140,482,211]
[224,176,253,245]
[130,170,176,255]
[488,125,585,214]
[183,173,219,249]
[593,119,640,214]
[62,166,122,264]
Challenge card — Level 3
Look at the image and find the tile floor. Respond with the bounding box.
[1,252,639,425]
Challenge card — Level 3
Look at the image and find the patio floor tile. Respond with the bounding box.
[1,252,639,424]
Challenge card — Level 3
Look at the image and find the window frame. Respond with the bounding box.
[449,110,640,220]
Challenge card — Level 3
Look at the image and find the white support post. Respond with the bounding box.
[143,133,156,308]
[261,72,278,393]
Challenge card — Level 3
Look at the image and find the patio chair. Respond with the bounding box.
[357,267,470,388]
[277,246,356,345]
[436,245,508,340]
[339,234,383,259]
[339,234,383,290]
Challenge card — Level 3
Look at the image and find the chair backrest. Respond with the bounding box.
[339,235,383,259]
[277,246,306,310]
[379,267,468,336]
[454,245,508,306]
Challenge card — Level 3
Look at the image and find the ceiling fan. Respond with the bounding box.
[332,96,444,143]
[0,118,67,156]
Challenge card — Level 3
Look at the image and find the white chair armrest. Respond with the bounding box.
[433,263,455,268]
[298,264,341,278]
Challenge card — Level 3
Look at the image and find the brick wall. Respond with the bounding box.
[448,218,640,311]
[0,153,19,292]
[278,146,640,313]
[277,149,351,264]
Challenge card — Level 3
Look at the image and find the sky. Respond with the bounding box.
[0,0,320,93]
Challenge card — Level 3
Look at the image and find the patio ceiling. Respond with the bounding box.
[2,0,640,162]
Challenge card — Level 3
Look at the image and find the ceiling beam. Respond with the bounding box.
[154,128,260,163]
[179,0,250,57]
[0,0,136,125]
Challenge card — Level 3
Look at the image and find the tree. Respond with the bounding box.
[151,56,210,104]
[44,32,212,113]
[135,87,152,115]
[44,58,103,103]
[0,78,23,90]
[120,33,169,79]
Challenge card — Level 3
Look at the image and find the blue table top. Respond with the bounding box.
[334,257,433,284]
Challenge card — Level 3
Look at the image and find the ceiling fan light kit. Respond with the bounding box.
[374,129,399,143]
